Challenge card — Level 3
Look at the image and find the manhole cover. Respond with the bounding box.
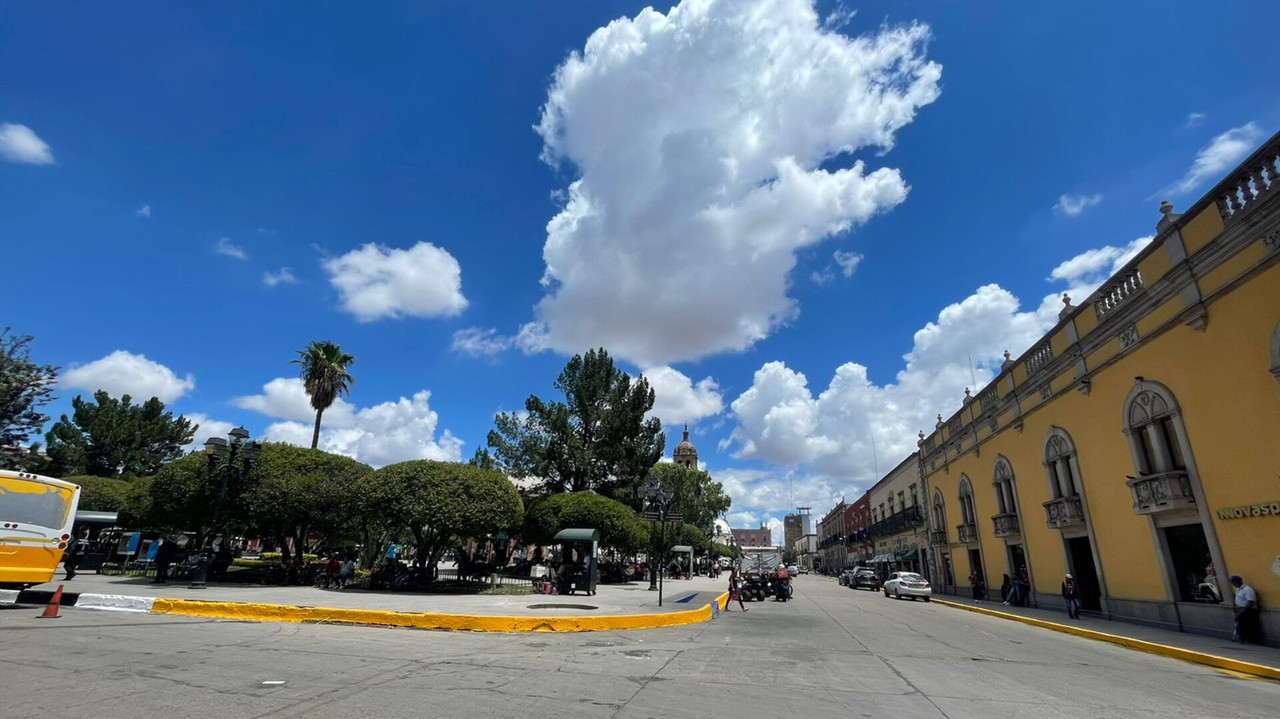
[526,603,599,610]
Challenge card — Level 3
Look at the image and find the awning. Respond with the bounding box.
[671,545,693,553]
[896,548,920,561]
[553,528,600,543]
[872,553,894,563]
[75,510,119,525]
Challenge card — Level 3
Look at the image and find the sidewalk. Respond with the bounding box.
[934,596,1279,678]
[23,571,730,628]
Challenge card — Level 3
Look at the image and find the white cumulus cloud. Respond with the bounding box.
[262,390,463,468]
[527,0,942,366]
[136,204,152,218]
[323,242,467,321]
[262,267,298,287]
[1162,122,1264,196]
[232,377,356,427]
[1053,193,1102,217]
[833,250,863,277]
[1185,112,1206,128]
[0,123,54,164]
[643,366,724,428]
[725,235,1155,486]
[62,351,195,403]
[214,237,248,260]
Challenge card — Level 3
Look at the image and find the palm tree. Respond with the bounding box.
[290,341,355,449]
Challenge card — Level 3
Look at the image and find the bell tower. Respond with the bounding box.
[673,424,699,469]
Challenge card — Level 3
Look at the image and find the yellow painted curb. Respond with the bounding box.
[151,593,728,633]
[933,598,1280,681]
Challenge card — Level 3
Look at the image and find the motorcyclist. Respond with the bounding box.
[773,563,791,601]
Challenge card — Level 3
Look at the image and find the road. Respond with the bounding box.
[3,576,1276,718]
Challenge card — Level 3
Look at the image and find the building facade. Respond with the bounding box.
[783,511,812,551]
[921,131,1280,644]
[817,501,847,574]
[731,526,772,548]
[845,495,873,565]
[864,453,928,577]
[792,533,817,571]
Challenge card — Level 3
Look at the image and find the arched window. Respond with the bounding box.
[957,475,977,526]
[1125,385,1187,475]
[992,457,1018,517]
[932,489,947,533]
[1043,428,1081,500]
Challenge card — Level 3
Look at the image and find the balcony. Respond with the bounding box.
[1044,495,1086,530]
[929,529,948,546]
[991,512,1020,538]
[956,522,978,544]
[1126,471,1195,515]
[866,505,925,540]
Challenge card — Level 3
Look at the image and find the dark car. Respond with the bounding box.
[849,567,880,590]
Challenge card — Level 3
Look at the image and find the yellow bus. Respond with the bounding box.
[0,470,82,589]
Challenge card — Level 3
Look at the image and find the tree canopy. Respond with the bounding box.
[487,348,663,497]
[646,462,732,536]
[361,460,523,574]
[291,340,355,450]
[244,444,373,561]
[45,391,195,478]
[65,475,131,513]
[522,491,649,554]
[0,328,58,470]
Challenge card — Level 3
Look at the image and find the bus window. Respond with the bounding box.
[0,475,74,529]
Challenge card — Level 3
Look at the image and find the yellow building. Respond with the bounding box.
[865,453,929,576]
[920,131,1280,644]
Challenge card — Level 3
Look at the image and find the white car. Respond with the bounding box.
[883,571,932,601]
[787,565,801,577]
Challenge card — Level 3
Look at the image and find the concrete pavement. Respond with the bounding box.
[29,570,728,617]
[3,574,1278,718]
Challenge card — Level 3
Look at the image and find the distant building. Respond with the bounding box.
[783,511,812,551]
[817,501,848,573]
[731,526,772,548]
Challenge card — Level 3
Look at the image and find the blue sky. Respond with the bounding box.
[4,1,1278,540]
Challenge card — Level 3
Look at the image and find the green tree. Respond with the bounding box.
[0,328,59,470]
[360,460,523,579]
[291,341,355,450]
[647,462,732,537]
[468,446,498,470]
[128,452,223,534]
[45,391,195,478]
[522,491,649,554]
[64,475,131,512]
[487,348,663,497]
[243,444,373,563]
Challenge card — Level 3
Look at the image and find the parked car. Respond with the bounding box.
[883,571,932,601]
[849,567,880,590]
[787,565,800,578]
[839,569,857,586]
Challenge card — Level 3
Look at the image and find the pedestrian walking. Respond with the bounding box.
[1061,573,1081,619]
[62,537,84,580]
[152,538,178,584]
[1230,575,1261,644]
[1000,574,1012,604]
[726,568,747,612]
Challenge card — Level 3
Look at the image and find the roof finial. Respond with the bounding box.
[682,423,689,442]
[1159,200,1174,217]
[1004,349,1011,361]
[1062,293,1071,307]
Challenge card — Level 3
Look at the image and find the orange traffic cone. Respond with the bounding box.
[37,584,64,619]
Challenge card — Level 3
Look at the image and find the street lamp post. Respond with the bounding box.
[189,426,261,589]
[637,474,675,606]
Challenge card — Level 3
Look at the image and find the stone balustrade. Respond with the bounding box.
[929,529,948,546]
[1094,267,1144,320]
[1216,134,1280,222]
[1126,471,1195,515]
[956,522,978,544]
[991,512,1020,538]
[1043,495,1086,530]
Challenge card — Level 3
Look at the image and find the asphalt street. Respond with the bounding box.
[3,576,1277,718]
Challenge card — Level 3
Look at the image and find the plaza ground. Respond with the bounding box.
[27,570,727,617]
[4,575,1278,718]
